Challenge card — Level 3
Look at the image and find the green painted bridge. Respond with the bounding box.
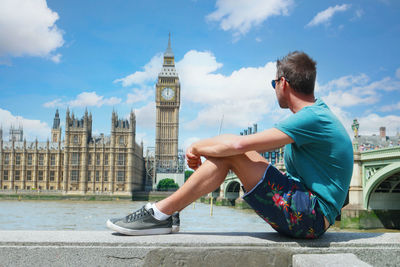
[355,146,400,210]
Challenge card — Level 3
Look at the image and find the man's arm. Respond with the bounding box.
[190,128,293,158]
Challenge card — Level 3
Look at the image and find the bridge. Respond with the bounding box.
[209,147,400,228]
[343,146,400,228]
[354,146,400,210]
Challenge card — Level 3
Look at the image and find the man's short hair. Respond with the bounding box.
[276,51,316,95]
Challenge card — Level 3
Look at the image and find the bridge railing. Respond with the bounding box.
[360,146,400,161]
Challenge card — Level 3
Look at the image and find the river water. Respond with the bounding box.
[0,200,274,232]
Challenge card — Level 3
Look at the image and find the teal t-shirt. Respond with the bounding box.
[275,98,353,225]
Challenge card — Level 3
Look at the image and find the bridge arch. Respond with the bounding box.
[211,187,220,198]
[364,161,400,209]
[224,180,240,200]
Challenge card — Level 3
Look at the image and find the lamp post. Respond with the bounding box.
[351,119,360,151]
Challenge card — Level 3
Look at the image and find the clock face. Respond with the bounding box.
[161,87,174,100]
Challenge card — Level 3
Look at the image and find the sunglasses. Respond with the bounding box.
[271,77,290,89]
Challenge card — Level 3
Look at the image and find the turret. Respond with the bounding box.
[53,109,60,129]
[130,110,136,133]
[52,109,62,143]
[9,125,23,142]
[111,110,117,128]
[65,110,92,146]
[89,112,93,133]
[165,33,174,58]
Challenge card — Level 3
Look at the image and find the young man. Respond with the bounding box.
[107,51,353,238]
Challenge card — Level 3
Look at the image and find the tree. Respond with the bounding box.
[157,178,179,191]
[185,170,194,182]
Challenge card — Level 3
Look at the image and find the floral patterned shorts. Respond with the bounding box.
[243,165,327,239]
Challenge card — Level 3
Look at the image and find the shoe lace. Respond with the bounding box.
[126,206,150,222]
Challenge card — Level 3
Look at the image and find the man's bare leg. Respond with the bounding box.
[156,151,269,215]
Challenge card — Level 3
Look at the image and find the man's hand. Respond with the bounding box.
[186,145,202,170]
[184,129,293,170]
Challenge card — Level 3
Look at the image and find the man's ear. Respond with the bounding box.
[282,78,289,92]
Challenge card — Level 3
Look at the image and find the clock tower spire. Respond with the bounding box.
[155,34,181,174]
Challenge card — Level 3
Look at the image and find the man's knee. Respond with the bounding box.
[227,151,267,165]
[205,151,266,172]
[205,155,235,170]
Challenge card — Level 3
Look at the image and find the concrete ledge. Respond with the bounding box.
[293,253,372,267]
[0,231,399,266]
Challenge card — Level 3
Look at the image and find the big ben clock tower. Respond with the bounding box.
[155,34,181,172]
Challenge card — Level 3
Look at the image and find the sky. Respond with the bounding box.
[0,0,400,152]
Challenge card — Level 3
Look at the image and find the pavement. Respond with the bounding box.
[0,231,399,266]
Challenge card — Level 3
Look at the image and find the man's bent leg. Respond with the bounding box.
[156,151,269,215]
[227,151,270,192]
[107,151,269,235]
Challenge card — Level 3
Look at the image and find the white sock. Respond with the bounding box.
[151,203,171,220]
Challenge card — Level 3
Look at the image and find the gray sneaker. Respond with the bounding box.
[172,211,180,233]
[106,203,179,235]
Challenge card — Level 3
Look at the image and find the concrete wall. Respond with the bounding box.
[0,231,399,267]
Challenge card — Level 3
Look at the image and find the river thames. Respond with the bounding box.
[0,200,275,232]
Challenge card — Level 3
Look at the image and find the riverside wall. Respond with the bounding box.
[0,231,399,266]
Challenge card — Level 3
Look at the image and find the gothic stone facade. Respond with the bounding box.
[0,110,145,195]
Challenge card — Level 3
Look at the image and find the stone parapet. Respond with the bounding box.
[0,231,399,266]
[293,253,372,267]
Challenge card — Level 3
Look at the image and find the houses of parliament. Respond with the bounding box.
[0,109,145,195]
[0,35,184,195]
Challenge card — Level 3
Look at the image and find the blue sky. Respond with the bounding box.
[0,0,399,151]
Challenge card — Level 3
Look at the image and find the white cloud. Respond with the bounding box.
[126,87,153,104]
[102,97,122,106]
[318,73,369,92]
[0,108,50,141]
[134,131,151,150]
[396,68,400,79]
[318,71,400,138]
[206,0,293,37]
[50,53,62,63]
[380,102,400,112]
[0,0,64,62]
[116,49,400,138]
[134,102,156,129]
[183,137,201,152]
[185,98,272,130]
[113,46,400,148]
[351,9,364,21]
[319,73,400,110]
[177,50,277,129]
[118,49,278,130]
[358,114,400,136]
[135,132,146,144]
[322,91,376,108]
[43,98,63,108]
[325,104,354,137]
[322,102,400,139]
[114,53,163,87]
[306,4,351,27]
[357,77,400,93]
[69,92,121,107]
[43,92,122,108]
